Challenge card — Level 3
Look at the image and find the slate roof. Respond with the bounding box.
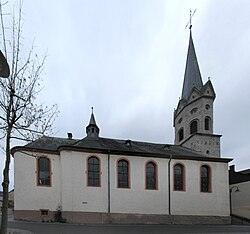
[11,135,231,163]
[23,136,79,152]
[229,170,250,185]
[181,30,203,100]
[239,169,250,175]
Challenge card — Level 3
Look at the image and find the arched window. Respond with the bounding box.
[205,117,210,131]
[87,156,100,187]
[200,165,211,192]
[146,161,157,190]
[174,163,185,191]
[178,128,184,142]
[37,157,51,186]
[117,159,130,188]
[190,120,198,134]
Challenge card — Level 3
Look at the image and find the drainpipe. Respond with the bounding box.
[168,155,172,215]
[107,150,111,223]
[59,156,62,212]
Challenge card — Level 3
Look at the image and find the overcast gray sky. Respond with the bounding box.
[1,0,250,189]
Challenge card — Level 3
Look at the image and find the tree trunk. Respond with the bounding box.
[1,88,13,234]
[0,130,11,234]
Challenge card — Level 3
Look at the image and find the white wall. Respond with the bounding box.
[14,151,61,211]
[110,155,169,214]
[60,151,108,213]
[230,181,250,219]
[171,160,230,216]
[14,149,230,217]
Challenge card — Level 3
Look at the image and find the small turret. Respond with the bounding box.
[86,107,100,138]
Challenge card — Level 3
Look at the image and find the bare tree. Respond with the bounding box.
[0,1,58,233]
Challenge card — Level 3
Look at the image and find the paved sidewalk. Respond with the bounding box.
[3,210,250,234]
[8,228,34,234]
[2,209,34,234]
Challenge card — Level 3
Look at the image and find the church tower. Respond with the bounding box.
[173,29,221,158]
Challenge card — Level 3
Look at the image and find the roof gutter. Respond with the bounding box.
[12,145,233,163]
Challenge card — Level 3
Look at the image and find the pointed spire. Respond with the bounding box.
[181,30,203,100]
[86,107,100,138]
[89,107,97,125]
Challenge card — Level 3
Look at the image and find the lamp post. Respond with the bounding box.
[229,185,240,223]
[0,49,9,78]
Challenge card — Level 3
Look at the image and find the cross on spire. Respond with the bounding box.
[185,9,197,30]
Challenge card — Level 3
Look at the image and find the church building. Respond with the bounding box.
[12,28,232,224]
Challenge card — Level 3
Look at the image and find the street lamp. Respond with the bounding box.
[0,49,9,78]
[229,185,240,223]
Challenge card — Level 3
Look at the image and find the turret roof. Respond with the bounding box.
[89,113,97,126]
[86,108,100,138]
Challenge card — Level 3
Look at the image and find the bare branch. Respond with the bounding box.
[0,0,8,57]
[10,136,32,142]
[0,1,59,232]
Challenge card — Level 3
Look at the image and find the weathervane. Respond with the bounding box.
[185,9,197,30]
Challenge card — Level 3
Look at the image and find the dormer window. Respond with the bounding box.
[125,140,132,147]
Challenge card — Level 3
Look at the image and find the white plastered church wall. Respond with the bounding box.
[14,151,61,211]
[171,160,230,216]
[109,155,169,214]
[60,151,108,213]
